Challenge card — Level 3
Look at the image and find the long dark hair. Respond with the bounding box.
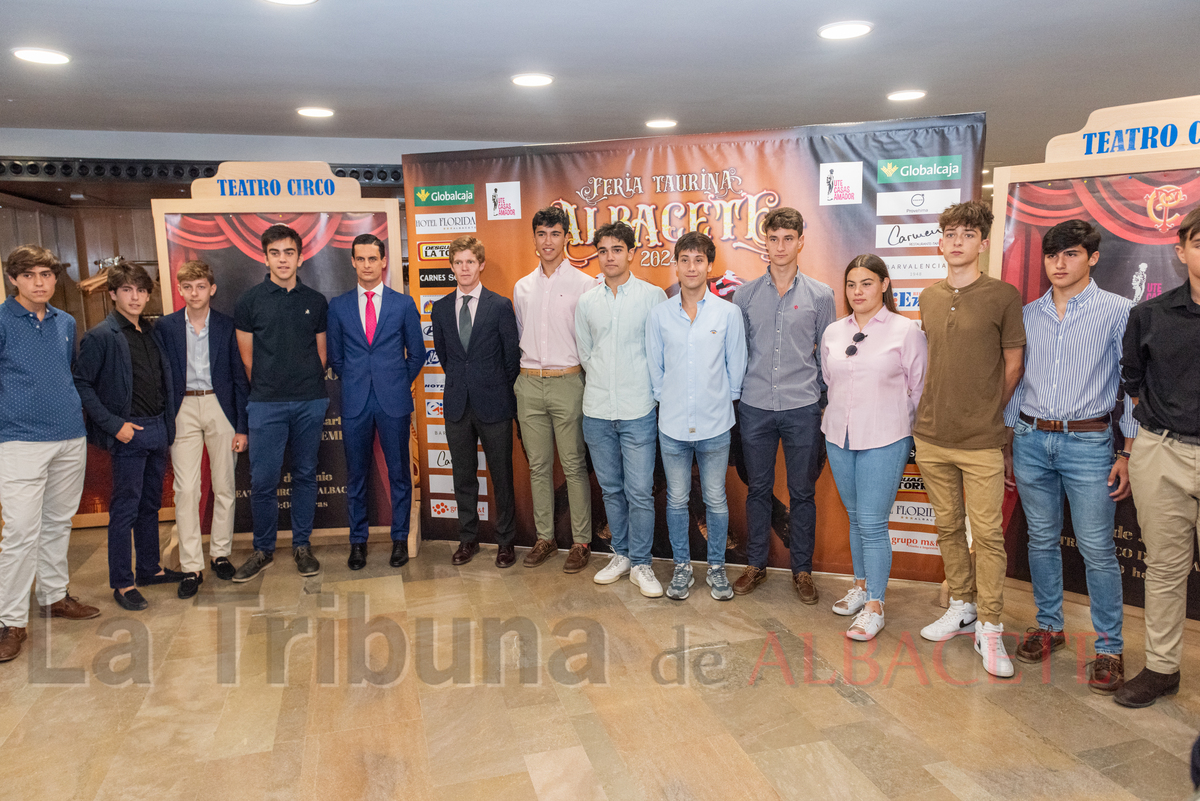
[842,253,897,316]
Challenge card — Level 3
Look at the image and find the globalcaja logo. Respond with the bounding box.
[414,184,475,207]
[877,156,962,184]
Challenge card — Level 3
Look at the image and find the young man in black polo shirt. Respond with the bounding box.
[232,225,329,581]
[1116,207,1200,707]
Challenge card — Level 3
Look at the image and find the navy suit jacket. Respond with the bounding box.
[156,308,250,434]
[431,286,520,424]
[328,285,425,418]
[74,312,176,450]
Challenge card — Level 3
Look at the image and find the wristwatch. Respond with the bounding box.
[1116,450,1131,459]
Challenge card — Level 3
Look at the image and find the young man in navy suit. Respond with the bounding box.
[157,260,249,597]
[328,234,425,570]
[431,236,521,567]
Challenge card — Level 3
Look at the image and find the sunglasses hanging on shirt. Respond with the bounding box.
[845,332,867,356]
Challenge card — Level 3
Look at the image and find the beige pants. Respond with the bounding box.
[1130,428,1200,673]
[515,372,592,544]
[171,394,237,572]
[915,437,1007,625]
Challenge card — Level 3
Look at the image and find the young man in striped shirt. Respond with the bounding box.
[1003,220,1134,694]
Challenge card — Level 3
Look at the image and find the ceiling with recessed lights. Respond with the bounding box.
[2,0,1197,169]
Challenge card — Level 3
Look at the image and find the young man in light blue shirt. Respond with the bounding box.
[646,231,747,600]
[576,222,667,596]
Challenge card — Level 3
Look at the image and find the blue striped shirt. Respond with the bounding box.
[1003,280,1137,437]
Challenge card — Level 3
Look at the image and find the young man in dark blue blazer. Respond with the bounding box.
[157,260,250,596]
[431,236,521,568]
[328,234,425,569]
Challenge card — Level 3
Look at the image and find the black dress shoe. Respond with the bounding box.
[348,543,368,571]
[136,567,188,586]
[496,544,516,569]
[210,557,236,581]
[390,540,409,568]
[178,573,203,599]
[452,542,479,566]
[1114,667,1181,708]
[113,588,148,611]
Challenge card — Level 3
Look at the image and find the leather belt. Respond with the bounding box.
[1018,412,1109,433]
[183,389,216,397]
[521,366,582,378]
[1143,424,1200,447]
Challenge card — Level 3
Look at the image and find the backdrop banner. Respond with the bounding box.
[404,113,985,580]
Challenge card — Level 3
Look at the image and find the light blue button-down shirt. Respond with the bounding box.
[646,290,747,441]
[575,274,667,421]
[184,310,213,391]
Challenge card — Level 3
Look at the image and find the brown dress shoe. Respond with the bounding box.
[495,544,517,569]
[0,626,27,662]
[452,542,479,566]
[733,566,768,596]
[1015,627,1066,663]
[1088,653,1124,695]
[39,593,101,621]
[563,544,591,573]
[1114,666,1180,708]
[523,538,557,568]
[793,572,819,605]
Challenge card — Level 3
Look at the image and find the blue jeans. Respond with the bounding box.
[659,430,731,565]
[826,436,912,605]
[739,402,822,573]
[248,399,329,552]
[1012,420,1123,654]
[343,387,411,544]
[108,414,169,589]
[583,410,657,566]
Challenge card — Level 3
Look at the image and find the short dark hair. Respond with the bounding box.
[1042,220,1100,257]
[939,200,994,240]
[763,207,804,236]
[531,205,570,234]
[593,222,635,250]
[262,224,302,256]
[674,231,716,263]
[351,233,385,259]
[843,253,897,315]
[1179,207,1200,245]
[107,260,155,294]
[4,244,64,281]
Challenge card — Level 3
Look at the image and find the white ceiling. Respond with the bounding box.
[2,0,1197,168]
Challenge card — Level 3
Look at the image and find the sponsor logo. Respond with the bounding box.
[877,156,962,184]
[819,161,863,206]
[881,256,948,281]
[427,449,487,471]
[425,399,444,418]
[414,184,475,207]
[876,188,961,216]
[422,322,434,343]
[420,295,442,315]
[429,474,487,495]
[427,424,447,443]
[424,348,440,367]
[430,499,489,520]
[414,212,476,235]
[889,500,939,555]
[486,181,522,220]
[424,374,445,394]
[894,289,923,310]
[1145,185,1188,232]
[875,223,941,249]
[418,242,451,261]
[419,267,457,287]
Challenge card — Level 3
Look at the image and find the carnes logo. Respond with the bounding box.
[877,156,962,183]
[414,184,475,206]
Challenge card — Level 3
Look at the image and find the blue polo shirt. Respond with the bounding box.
[0,296,86,443]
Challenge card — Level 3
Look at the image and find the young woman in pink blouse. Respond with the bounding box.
[821,254,928,640]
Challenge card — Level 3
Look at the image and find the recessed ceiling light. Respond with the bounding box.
[982,169,990,174]
[12,48,70,65]
[887,90,926,101]
[297,107,333,117]
[646,119,677,129]
[512,73,553,87]
[818,21,873,40]
[265,0,318,5]
[983,183,994,189]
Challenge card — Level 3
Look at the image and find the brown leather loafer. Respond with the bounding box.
[496,544,517,569]
[39,593,101,620]
[793,572,819,605]
[523,538,557,568]
[1114,666,1178,707]
[733,565,768,596]
[0,626,28,662]
[1015,627,1066,663]
[1088,653,1124,695]
[563,544,591,574]
[452,542,479,566]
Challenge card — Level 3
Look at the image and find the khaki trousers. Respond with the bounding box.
[171,394,237,572]
[915,437,1007,625]
[1130,428,1200,673]
[515,372,592,544]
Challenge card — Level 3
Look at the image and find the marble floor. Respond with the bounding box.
[2,529,1198,801]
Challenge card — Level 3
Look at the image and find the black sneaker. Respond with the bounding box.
[178,573,203,599]
[232,550,273,583]
[210,557,236,581]
[294,546,321,577]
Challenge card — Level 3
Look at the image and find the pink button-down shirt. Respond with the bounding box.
[512,261,598,370]
[821,307,928,450]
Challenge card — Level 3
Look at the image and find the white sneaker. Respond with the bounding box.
[629,565,664,598]
[832,586,867,616]
[920,598,978,642]
[594,554,631,585]
[846,607,885,641]
[974,620,1015,678]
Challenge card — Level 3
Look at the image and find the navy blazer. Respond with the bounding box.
[156,307,250,434]
[74,311,176,450]
[328,285,425,418]
[431,286,520,424]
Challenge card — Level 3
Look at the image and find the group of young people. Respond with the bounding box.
[0,199,1197,709]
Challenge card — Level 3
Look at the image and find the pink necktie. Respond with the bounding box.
[365,291,377,345]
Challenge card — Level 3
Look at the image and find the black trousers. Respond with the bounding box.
[445,404,516,546]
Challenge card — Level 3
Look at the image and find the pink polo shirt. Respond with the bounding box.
[821,307,928,451]
[512,261,598,370]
